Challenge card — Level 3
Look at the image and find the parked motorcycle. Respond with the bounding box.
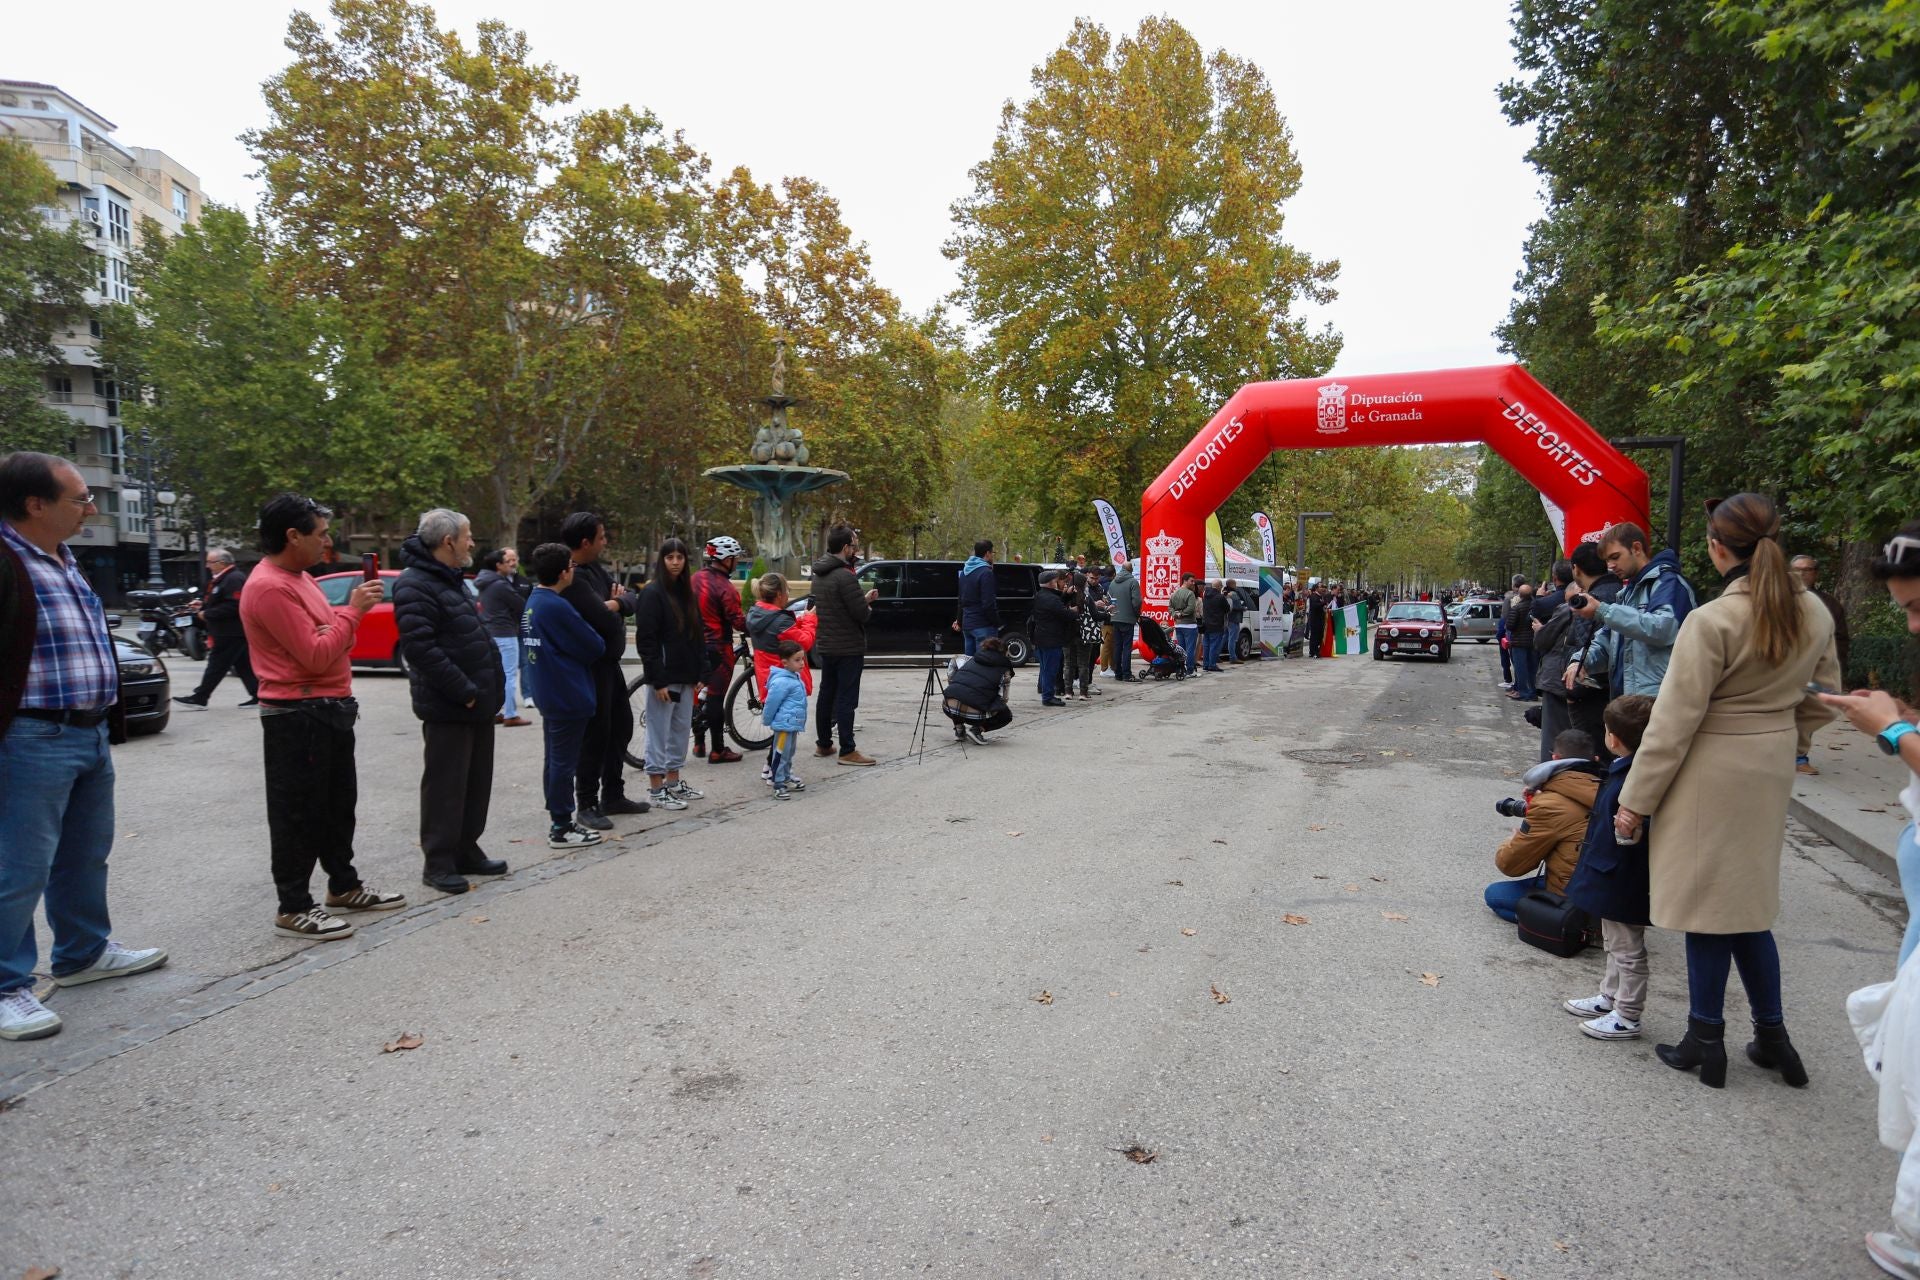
[125,586,207,660]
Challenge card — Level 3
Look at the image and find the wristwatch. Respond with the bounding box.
[1880,722,1918,756]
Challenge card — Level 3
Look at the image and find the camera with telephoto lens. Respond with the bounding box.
[1568,591,1590,610]
[1494,796,1529,818]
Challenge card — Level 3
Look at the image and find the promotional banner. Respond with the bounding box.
[1258,567,1292,657]
[1253,511,1276,566]
[1092,498,1131,568]
[1205,514,1226,585]
[1321,601,1370,656]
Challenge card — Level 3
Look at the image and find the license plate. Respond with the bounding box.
[137,621,156,633]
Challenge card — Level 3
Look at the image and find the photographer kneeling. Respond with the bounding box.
[1485,729,1604,921]
[944,636,1014,746]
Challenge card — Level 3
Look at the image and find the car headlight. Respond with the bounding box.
[1418,628,1430,638]
[119,659,155,676]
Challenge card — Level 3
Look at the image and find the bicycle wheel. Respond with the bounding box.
[724,668,774,752]
[622,671,651,770]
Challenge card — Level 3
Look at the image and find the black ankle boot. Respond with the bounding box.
[1746,1021,1810,1087]
[1656,1016,1728,1088]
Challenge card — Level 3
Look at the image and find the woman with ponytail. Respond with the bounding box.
[1612,493,1842,1088]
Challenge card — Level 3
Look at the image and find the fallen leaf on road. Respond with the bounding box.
[23,1268,60,1280]
[1007,830,1024,837]
[1180,928,1197,937]
[1379,750,1396,756]
[1369,875,1387,883]
[1166,879,1184,886]
[1033,990,1053,1005]
[1419,973,1442,987]
[507,838,524,843]
[1553,1240,1570,1253]
[1210,839,1227,845]
[470,915,489,924]
[1343,883,1360,893]
[1040,1134,1054,1143]
[1311,874,1329,880]
[1211,984,1231,1004]
[268,1182,282,1192]
[1112,1146,1158,1163]
[1282,913,1310,926]
[382,1033,425,1053]
[1382,912,1409,923]
[1137,945,1152,953]
[1108,991,1119,998]
[1492,1271,1511,1280]
[1307,823,1327,831]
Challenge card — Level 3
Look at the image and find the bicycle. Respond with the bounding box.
[623,638,772,768]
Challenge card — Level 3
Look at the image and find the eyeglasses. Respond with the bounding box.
[55,492,97,508]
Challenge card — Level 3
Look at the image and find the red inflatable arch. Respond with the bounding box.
[1136,364,1650,618]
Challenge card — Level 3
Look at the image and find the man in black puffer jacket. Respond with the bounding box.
[393,509,507,896]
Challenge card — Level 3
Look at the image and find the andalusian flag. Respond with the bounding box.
[1321,602,1370,656]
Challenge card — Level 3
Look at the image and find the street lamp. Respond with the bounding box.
[140,425,164,585]
[1296,512,1332,583]
[906,515,938,560]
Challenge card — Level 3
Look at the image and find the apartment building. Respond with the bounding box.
[0,79,201,596]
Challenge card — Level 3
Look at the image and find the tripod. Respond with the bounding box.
[908,631,950,763]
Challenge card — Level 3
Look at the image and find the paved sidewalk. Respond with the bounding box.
[1791,720,1914,885]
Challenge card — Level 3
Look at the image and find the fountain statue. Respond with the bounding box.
[702,337,848,580]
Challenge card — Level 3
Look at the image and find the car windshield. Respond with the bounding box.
[1387,604,1445,623]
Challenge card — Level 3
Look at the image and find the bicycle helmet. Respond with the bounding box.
[705,535,744,562]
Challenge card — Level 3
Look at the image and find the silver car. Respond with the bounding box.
[1446,598,1502,643]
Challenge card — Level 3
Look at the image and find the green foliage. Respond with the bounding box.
[103,207,407,538]
[948,16,1339,546]
[0,141,96,454]
[1251,447,1471,584]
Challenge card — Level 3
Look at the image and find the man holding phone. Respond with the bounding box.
[240,493,406,941]
[558,511,647,829]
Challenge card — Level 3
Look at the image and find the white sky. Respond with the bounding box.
[9,0,1544,376]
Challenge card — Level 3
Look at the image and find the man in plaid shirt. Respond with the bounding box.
[0,452,166,1042]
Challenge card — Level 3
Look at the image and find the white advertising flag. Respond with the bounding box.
[1092,499,1132,568]
[1252,512,1277,566]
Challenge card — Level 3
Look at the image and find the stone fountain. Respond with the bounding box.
[702,339,848,580]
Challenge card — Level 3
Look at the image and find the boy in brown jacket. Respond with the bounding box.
[1484,729,1605,921]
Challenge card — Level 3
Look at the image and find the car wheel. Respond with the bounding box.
[1234,631,1252,661]
[1372,647,1384,661]
[1001,630,1031,667]
[1438,645,1452,663]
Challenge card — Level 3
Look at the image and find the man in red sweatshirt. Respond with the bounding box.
[692,535,749,763]
[240,494,407,941]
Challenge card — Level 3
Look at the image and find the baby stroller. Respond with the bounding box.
[1136,616,1189,680]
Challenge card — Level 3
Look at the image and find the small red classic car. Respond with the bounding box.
[314,570,481,672]
[1373,601,1453,662]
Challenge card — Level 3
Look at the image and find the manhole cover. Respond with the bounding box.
[1284,748,1369,766]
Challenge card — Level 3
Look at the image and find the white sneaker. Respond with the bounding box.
[1581,1011,1642,1040]
[669,779,704,801]
[1563,994,1613,1017]
[53,939,168,987]
[1867,1230,1920,1280]
[1497,681,1514,690]
[548,822,603,849]
[273,907,355,941]
[0,988,61,1041]
[650,786,689,811]
[760,763,774,780]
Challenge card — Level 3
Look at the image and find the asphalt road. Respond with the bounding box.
[0,645,1905,1278]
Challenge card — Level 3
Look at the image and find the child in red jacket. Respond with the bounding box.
[745,573,817,784]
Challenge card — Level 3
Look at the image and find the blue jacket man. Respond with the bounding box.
[524,549,623,845]
[956,539,1000,656]
[1575,534,1696,698]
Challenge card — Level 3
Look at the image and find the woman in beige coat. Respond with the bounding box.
[1614,493,1841,1088]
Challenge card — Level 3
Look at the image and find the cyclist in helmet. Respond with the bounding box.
[693,535,750,763]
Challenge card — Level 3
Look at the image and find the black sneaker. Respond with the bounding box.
[422,872,470,895]
[574,807,613,831]
[602,794,652,816]
[172,695,208,709]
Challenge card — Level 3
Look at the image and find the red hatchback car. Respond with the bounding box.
[1372,601,1453,662]
[314,570,481,672]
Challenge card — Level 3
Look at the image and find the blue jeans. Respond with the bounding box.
[962,627,997,657]
[0,719,115,991]
[1685,930,1784,1025]
[770,730,797,786]
[1175,624,1199,675]
[1484,874,1544,923]
[1899,822,1920,968]
[543,716,590,824]
[1203,631,1226,670]
[1111,623,1135,679]
[494,636,521,718]
[1510,646,1537,699]
[1037,646,1064,700]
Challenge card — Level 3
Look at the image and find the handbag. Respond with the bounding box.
[1515,888,1592,957]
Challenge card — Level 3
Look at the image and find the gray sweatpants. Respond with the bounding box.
[643,683,694,775]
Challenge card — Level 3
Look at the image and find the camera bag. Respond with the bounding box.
[1515,888,1592,957]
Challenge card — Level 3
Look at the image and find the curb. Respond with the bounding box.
[1789,797,1898,886]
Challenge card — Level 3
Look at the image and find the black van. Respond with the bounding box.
[852,559,1042,665]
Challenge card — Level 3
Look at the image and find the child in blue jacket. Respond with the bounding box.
[1561,694,1655,1041]
[523,543,618,846]
[761,640,810,800]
